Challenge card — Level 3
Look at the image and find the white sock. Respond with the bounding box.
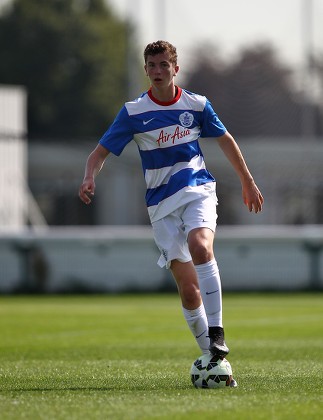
[195,259,223,327]
[182,304,209,354]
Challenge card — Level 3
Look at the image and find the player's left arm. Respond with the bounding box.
[216,131,264,213]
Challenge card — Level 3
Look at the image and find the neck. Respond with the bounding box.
[150,85,177,103]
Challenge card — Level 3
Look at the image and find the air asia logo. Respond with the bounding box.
[179,112,194,127]
[156,126,191,146]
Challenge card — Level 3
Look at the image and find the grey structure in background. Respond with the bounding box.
[28,138,323,226]
[0,226,322,294]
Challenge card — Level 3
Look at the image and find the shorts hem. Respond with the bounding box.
[158,256,192,270]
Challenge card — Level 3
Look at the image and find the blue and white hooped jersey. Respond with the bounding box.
[99,87,226,222]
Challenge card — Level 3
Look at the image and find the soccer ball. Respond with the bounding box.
[190,353,233,389]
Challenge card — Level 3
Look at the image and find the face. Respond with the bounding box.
[144,52,179,89]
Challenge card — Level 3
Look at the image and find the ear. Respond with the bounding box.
[174,65,180,76]
[144,64,148,76]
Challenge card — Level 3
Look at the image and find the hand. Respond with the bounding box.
[79,178,95,205]
[242,180,264,213]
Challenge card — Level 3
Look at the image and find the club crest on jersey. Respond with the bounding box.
[179,112,194,128]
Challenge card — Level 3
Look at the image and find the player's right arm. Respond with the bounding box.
[79,144,110,205]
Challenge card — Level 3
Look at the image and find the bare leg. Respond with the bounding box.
[170,259,201,309]
[171,259,209,353]
[188,227,229,356]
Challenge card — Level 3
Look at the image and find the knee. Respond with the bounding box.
[188,228,214,264]
[190,243,212,264]
[189,239,214,264]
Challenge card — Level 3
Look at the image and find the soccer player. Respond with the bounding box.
[79,40,263,370]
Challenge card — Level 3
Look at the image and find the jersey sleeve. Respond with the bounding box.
[200,99,227,138]
[99,106,133,156]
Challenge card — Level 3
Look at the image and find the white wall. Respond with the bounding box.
[0,85,27,230]
[0,225,322,293]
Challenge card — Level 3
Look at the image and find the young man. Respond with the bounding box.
[79,41,263,373]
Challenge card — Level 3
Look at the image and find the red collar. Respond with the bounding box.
[148,86,182,106]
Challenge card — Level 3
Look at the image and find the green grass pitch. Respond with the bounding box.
[0,293,322,419]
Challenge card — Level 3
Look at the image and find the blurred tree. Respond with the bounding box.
[184,43,322,138]
[0,0,135,139]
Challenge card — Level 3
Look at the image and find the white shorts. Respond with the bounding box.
[151,186,218,269]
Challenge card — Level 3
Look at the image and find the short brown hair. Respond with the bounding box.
[144,40,178,65]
